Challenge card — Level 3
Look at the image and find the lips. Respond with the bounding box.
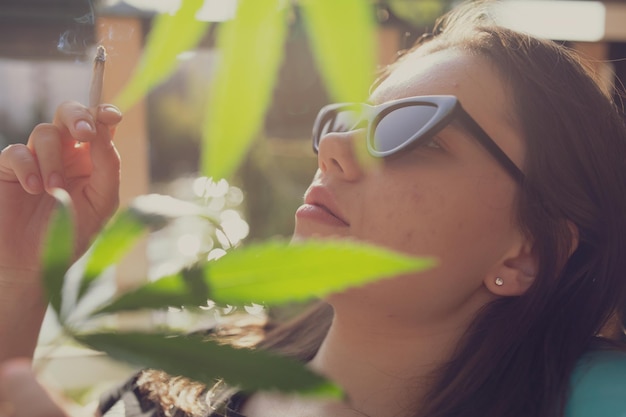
[297,186,349,227]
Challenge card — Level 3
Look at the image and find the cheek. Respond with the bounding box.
[401,185,444,243]
[359,175,516,263]
[476,174,518,210]
[360,182,446,253]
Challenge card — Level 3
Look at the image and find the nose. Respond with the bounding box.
[316,130,366,181]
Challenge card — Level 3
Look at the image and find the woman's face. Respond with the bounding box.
[293,48,528,321]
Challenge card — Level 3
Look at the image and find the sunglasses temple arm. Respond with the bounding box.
[457,110,525,184]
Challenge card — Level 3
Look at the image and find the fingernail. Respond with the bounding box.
[26,174,41,191]
[75,120,95,133]
[48,172,64,189]
[102,105,122,116]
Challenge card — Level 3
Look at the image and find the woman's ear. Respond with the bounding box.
[484,220,578,297]
[484,241,538,297]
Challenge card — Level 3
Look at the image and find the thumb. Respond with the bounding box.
[0,359,68,417]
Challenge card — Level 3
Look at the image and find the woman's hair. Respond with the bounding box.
[138,2,626,416]
[265,2,626,417]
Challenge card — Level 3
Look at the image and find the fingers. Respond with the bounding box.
[0,101,122,204]
[0,359,68,417]
[53,101,122,143]
[0,144,43,194]
[0,123,71,195]
[53,101,97,143]
[28,124,65,193]
[96,104,123,127]
[87,106,122,210]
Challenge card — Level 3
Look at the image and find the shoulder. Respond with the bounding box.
[565,349,626,417]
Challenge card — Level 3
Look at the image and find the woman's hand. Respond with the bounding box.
[0,102,122,362]
[0,359,72,417]
[0,102,122,276]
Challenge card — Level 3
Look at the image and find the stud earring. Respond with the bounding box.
[495,277,504,286]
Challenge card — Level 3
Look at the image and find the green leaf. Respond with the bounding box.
[92,268,208,315]
[92,240,434,315]
[114,0,210,111]
[202,0,288,180]
[76,331,342,397]
[208,240,436,305]
[78,209,147,300]
[41,189,75,320]
[387,0,447,28]
[300,0,376,102]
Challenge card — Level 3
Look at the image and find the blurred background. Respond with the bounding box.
[2,0,626,242]
[2,0,626,403]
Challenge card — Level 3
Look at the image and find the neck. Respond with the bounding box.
[308,302,478,417]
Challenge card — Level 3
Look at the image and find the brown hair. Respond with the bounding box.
[138,2,626,416]
[263,2,626,417]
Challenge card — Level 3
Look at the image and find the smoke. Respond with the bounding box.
[56,0,140,61]
[74,13,95,25]
[55,0,96,57]
[57,30,91,56]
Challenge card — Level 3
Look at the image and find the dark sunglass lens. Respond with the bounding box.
[373,104,438,153]
[322,109,359,136]
[318,109,360,145]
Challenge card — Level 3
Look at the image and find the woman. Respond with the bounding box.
[1,2,625,416]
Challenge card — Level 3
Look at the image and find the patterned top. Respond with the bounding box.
[99,350,626,417]
[98,371,248,417]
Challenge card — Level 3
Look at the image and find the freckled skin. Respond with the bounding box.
[294,49,527,324]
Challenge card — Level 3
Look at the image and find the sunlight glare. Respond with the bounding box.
[193,176,209,197]
[177,234,202,257]
[208,248,227,261]
[205,178,230,198]
[492,1,606,41]
[220,210,250,245]
[104,0,237,21]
